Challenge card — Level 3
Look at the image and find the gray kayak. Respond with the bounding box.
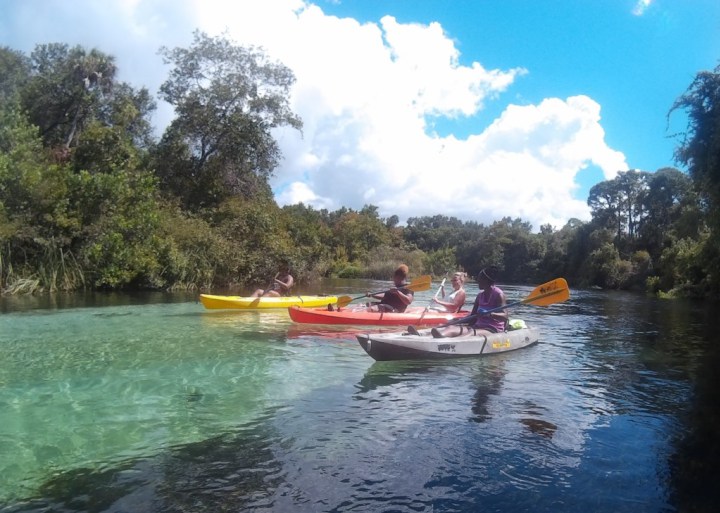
[356,327,539,361]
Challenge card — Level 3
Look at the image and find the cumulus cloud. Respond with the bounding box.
[1,0,629,230]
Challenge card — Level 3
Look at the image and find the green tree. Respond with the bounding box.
[405,215,467,252]
[588,169,650,249]
[154,31,302,209]
[72,169,164,288]
[0,46,31,103]
[490,217,543,283]
[20,44,118,150]
[210,197,290,286]
[422,247,458,277]
[537,220,585,282]
[64,82,156,170]
[670,62,720,295]
[331,205,391,263]
[280,203,335,278]
[671,63,720,211]
[1,43,167,292]
[639,167,702,261]
[583,242,632,289]
[0,105,85,291]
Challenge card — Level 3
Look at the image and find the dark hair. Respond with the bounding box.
[478,266,499,283]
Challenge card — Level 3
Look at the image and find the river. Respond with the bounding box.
[0,279,718,512]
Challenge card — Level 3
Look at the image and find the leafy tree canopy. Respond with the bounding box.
[671,63,720,211]
[20,44,118,150]
[154,31,302,210]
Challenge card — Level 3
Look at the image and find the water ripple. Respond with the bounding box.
[0,286,715,511]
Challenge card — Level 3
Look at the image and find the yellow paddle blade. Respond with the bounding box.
[406,274,432,292]
[336,274,433,308]
[522,278,569,307]
[336,295,355,308]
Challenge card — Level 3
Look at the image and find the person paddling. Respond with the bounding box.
[409,267,506,337]
[430,272,467,313]
[250,263,294,297]
[365,264,414,313]
[433,267,506,337]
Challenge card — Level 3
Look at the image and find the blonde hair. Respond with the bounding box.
[453,272,466,283]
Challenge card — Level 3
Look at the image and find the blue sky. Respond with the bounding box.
[2,0,719,229]
[322,0,719,191]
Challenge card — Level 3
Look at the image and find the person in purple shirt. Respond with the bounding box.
[429,266,507,338]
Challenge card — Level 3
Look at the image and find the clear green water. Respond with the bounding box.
[1,285,718,512]
[0,297,348,502]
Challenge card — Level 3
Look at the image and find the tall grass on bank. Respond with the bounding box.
[1,245,85,294]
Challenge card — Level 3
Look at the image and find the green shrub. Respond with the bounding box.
[336,265,363,279]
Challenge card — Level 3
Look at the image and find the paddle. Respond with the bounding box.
[431,277,447,305]
[417,277,446,323]
[428,277,570,329]
[251,272,279,303]
[336,274,433,309]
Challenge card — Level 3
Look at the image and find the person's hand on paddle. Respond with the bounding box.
[335,274,432,309]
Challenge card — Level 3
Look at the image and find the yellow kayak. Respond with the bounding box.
[199,294,338,310]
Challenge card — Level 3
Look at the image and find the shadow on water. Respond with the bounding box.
[1,409,287,513]
[668,305,720,513]
[356,355,520,425]
[468,362,507,424]
[354,360,457,393]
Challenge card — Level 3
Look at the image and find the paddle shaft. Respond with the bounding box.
[258,272,280,298]
[434,278,447,300]
[337,274,432,308]
[418,277,446,322]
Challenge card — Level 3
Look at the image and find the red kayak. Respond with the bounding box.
[288,305,470,326]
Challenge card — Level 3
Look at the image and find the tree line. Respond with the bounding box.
[1,33,719,297]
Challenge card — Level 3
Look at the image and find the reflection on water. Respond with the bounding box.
[469,361,506,423]
[0,283,719,511]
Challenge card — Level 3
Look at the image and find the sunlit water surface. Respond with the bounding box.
[0,282,717,512]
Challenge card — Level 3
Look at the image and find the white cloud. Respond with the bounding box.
[632,0,653,16]
[1,0,629,230]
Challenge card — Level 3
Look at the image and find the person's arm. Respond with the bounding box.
[432,297,451,308]
[395,288,414,306]
[469,294,480,315]
[276,274,294,292]
[381,287,413,306]
[487,289,507,321]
